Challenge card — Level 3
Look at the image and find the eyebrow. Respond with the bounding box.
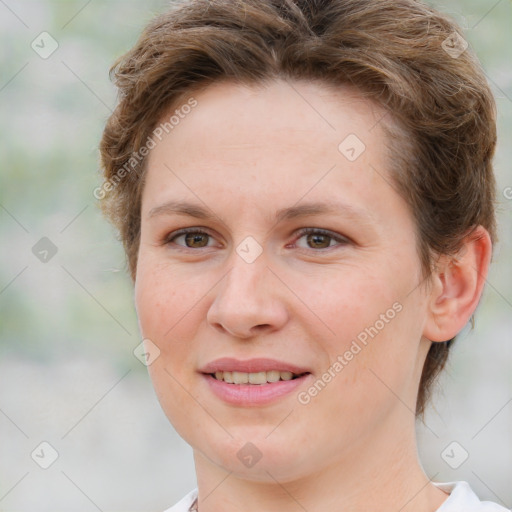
[148,199,373,224]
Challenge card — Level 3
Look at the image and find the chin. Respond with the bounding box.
[186,421,317,483]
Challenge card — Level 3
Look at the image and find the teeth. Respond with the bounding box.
[248,371,267,384]
[233,371,248,384]
[212,370,302,384]
[266,370,280,382]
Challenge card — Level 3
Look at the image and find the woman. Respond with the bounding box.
[98,0,508,510]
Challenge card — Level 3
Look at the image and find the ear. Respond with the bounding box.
[423,226,492,342]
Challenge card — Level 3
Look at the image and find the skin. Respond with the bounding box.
[134,79,492,512]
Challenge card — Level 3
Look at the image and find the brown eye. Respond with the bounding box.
[183,232,209,248]
[306,232,332,249]
[295,228,350,251]
[166,229,214,249]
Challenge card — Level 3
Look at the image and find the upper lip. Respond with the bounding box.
[199,357,310,375]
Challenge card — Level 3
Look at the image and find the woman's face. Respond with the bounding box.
[135,79,432,482]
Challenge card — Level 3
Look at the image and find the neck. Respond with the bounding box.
[192,413,449,512]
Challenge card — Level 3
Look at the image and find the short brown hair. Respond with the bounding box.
[99,0,497,415]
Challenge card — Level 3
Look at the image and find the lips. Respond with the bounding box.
[199,357,312,405]
[199,357,310,376]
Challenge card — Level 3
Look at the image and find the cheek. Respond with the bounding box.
[295,260,423,406]
[134,255,201,341]
[292,264,401,349]
[134,260,191,375]
[135,278,175,340]
[135,260,206,440]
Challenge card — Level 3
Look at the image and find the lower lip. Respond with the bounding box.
[201,373,311,406]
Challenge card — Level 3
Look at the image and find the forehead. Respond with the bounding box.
[157,78,387,154]
[142,79,404,225]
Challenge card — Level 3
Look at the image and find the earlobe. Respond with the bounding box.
[423,226,492,342]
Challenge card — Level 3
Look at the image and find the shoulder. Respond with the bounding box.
[162,488,198,512]
[434,481,510,511]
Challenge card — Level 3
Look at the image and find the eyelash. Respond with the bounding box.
[164,227,350,252]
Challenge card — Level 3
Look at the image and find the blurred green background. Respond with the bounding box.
[0,0,511,510]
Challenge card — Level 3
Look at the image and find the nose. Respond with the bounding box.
[206,251,289,339]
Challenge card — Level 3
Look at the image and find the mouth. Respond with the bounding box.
[199,357,312,405]
[208,370,310,385]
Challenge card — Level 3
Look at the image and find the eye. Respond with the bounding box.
[164,227,351,252]
[165,228,217,249]
[293,228,350,250]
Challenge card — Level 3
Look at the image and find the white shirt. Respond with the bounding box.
[163,481,510,512]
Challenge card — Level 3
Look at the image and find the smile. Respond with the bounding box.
[199,357,312,405]
[211,370,307,384]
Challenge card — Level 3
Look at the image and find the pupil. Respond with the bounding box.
[308,233,329,249]
[186,233,208,248]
